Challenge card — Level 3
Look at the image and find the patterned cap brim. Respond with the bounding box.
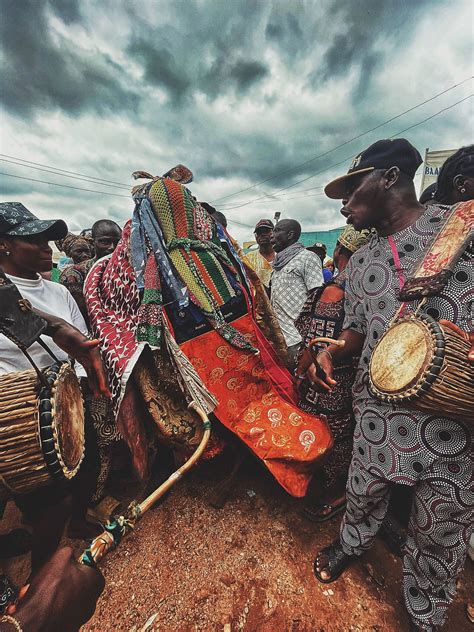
[4,218,68,240]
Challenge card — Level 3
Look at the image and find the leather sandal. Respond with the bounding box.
[313,541,355,584]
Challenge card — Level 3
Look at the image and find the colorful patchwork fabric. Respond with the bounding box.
[137,177,257,353]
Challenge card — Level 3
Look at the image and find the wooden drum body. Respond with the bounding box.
[369,314,474,422]
[0,362,85,500]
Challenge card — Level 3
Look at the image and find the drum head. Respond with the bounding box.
[370,319,433,394]
[52,364,85,477]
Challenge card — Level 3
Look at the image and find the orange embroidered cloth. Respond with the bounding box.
[180,313,333,497]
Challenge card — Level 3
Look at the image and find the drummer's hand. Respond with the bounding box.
[439,320,474,364]
[305,351,337,392]
[5,546,104,632]
[52,325,111,398]
[295,348,313,387]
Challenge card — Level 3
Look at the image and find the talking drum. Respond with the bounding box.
[369,314,474,422]
[0,361,85,500]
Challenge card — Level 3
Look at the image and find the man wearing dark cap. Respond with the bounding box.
[307,140,473,631]
[243,219,275,290]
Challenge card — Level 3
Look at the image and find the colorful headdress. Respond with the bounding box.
[337,225,371,253]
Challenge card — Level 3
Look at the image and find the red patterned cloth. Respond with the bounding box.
[85,221,143,416]
[180,314,333,496]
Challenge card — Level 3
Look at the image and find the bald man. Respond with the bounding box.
[270,219,323,369]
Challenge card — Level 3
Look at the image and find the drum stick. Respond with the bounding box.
[79,401,211,567]
[309,337,346,351]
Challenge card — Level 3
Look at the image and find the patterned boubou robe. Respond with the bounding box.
[339,204,473,631]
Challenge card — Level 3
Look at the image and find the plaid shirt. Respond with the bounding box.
[271,249,323,346]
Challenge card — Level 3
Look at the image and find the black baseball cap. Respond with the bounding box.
[324,139,423,199]
[0,202,68,239]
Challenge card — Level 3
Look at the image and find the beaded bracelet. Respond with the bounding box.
[0,615,23,632]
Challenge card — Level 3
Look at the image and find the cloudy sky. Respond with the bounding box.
[0,0,472,242]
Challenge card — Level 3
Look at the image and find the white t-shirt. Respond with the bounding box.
[0,273,88,375]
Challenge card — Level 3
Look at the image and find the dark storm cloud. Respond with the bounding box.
[127,39,191,100]
[125,0,272,102]
[0,0,470,241]
[0,0,137,118]
[314,0,432,100]
[50,0,82,24]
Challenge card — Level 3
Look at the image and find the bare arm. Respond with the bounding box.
[34,309,111,398]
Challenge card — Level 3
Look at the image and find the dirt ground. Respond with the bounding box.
[3,455,473,632]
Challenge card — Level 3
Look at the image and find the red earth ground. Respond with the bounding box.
[3,455,472,631]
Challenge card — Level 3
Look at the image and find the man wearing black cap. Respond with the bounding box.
[306,141,473,631]
[243,219,275,290]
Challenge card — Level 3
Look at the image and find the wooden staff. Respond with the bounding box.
[80,401,211,567]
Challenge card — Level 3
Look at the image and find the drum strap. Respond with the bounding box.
[388,236,408,318]
[399,200,474,301]
[0,273,60,386]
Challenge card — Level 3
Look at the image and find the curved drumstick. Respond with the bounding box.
[309,336,346,355]
[80,402,211,567]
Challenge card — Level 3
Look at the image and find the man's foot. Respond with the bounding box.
[0,529,33,559]
[303,496,346,523]
[67,518,103,540]
[313,540,355,583]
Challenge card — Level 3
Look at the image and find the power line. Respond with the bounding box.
[0,172,131,199]
[211,76,473,204]
[1,91,470,219]
[0,158,131,190]
[0,154,130,188]
[217,94,472,210]
[3,78,471,209]
[218,191,325,208]
[0,170,255,229]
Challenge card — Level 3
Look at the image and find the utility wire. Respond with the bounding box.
[0,170,255,229]
[1,91,471,220]
[0,158,131,190]
[0,172,131,199]
[0,154,130,188]
[211,76,473,203]
[217,94,472,210]
[2,78,471,205]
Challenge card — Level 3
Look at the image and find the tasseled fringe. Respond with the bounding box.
[162,322,218,415]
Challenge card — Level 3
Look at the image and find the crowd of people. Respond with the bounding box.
[0,139,472,632]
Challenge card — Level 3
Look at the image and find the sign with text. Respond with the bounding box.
[420,148,456,193]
